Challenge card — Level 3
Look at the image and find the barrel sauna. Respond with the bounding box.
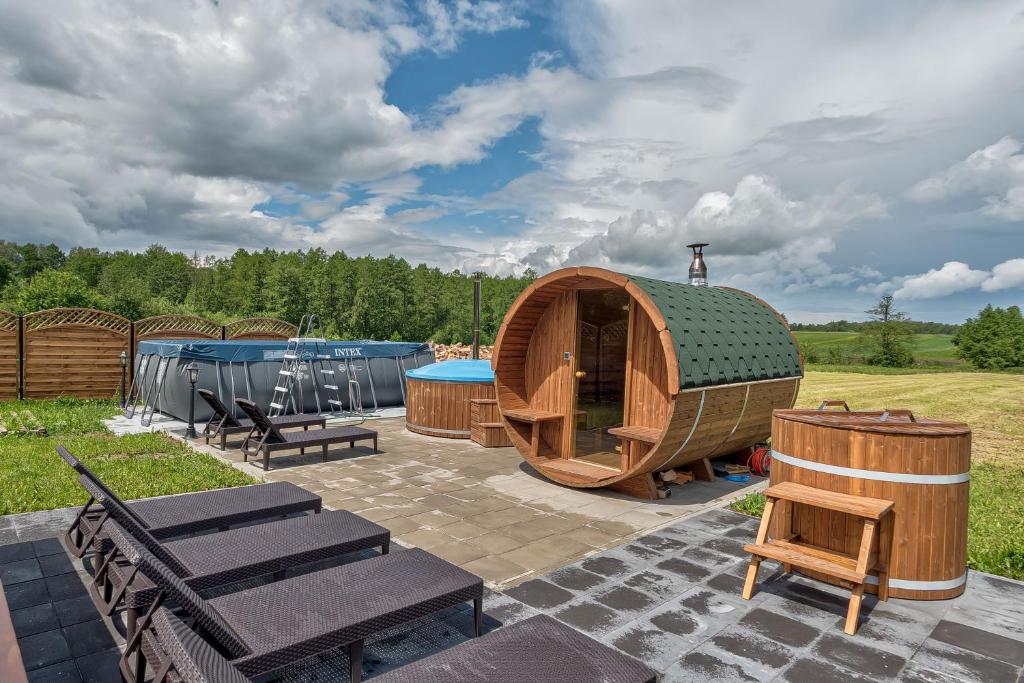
[492,267,803,499]
[770,409,971,599]
[406,360,497,439]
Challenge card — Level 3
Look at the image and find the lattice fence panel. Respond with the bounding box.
[0,311,18,400]
[224,317,296,340]
[134,314,222,352]
[23,308,130,398]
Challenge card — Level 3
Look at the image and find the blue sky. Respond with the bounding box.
[0,1,1022,323]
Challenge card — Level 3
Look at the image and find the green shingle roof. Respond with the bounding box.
[627,274,802,390]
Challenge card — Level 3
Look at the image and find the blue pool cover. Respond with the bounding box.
[405,359,494,383]
[137,339,429,363]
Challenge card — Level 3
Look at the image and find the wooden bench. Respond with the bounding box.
[742,481,894,635]
[607,426,660,470]
[502,408,562,458]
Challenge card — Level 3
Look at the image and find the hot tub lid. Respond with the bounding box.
[406,359,494,383]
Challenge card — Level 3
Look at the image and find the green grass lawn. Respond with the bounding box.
[0,399,256,516]
[729,370,1024,581]
[793,331,960,366]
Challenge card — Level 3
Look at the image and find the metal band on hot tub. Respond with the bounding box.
[770,448,970,590]
[863,573,968,590]
[769,450,971,484]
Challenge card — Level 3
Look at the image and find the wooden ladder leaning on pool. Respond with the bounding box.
[741,482,894,635]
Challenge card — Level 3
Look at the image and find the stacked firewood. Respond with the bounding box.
[429,342,494,361]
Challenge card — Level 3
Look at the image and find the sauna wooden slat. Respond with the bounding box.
[405,378,496,439]
[493,266,802,496]
[769,409,970,600]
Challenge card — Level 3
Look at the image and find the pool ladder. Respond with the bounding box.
[269,315,349,418]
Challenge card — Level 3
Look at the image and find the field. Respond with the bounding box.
[732,370,1024,580]
[0,399,255,516]
[793,331,960,365]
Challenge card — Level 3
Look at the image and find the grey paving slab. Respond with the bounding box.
[2,477,1023,682]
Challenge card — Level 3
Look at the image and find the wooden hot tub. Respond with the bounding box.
[770,408,971,600]
[405,360,496,439]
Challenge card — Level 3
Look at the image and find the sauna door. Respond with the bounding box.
[572,289,630,469]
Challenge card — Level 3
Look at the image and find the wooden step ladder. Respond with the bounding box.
[741,481,894,635]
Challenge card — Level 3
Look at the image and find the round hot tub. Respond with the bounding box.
[405,360,496,439]
[771,409,971,600]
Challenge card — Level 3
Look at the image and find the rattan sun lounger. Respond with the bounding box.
[198,389,327,450]
[80,475,389,640]
[143,609,658,683]
[111,523,483,683]
[57,446,321,558]
[235,398,378,470]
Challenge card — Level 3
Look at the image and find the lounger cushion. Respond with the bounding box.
[263,425,376,451]
[373,614,658,683]
[214,548,482,676]
[215,413,325,434]
[115,510,389,609]
[111,482,319,536]
[78,482,321,553]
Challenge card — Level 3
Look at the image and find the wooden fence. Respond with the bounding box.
[0,309,296,399]
[225,317,298,340]
[0,311,18,400]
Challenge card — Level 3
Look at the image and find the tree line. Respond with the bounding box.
[1,241,1019,368]
[790,319,959,335]
[798,294,1023,370]
[0,242,535,344]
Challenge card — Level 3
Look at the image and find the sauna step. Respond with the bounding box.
[534,458,614,484]
[744,539,867,584]
[765,482,893,520]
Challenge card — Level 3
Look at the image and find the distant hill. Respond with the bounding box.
[790,320,959,335]
[793,331,961,366]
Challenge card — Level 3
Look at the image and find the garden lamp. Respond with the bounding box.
[185,362,200,439]
[119,351,128,410]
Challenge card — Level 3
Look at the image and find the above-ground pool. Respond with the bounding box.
[405,359,496,438]
[133,339,435,422]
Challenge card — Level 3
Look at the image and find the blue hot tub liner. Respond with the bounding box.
[405,359,494,383]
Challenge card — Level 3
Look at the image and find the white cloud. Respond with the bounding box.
[421,0,528,52]
[982,258,1024,292]
[0,0,539,260]
[860,258,1024,300]
[561,175,886,276]
[0,0,1022,325]
[910,136,1024,222]
[909,137,1024,202]
[893,262,990,299]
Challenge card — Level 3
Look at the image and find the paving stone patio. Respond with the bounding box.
[192,415,766,587]
[2,505,1023,682]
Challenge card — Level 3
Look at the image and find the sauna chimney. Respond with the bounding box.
[687,243,709,286]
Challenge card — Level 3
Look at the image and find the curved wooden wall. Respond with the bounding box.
[493,267,801,493]
[22,308,130,399]
[134,314,222,352]
[0,311,18,400]
[223,317,297,340]
[406,378,497,438]
[770,410,970,600]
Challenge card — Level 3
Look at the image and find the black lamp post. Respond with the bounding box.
[119,351,128,409]
[185,362,200,439]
